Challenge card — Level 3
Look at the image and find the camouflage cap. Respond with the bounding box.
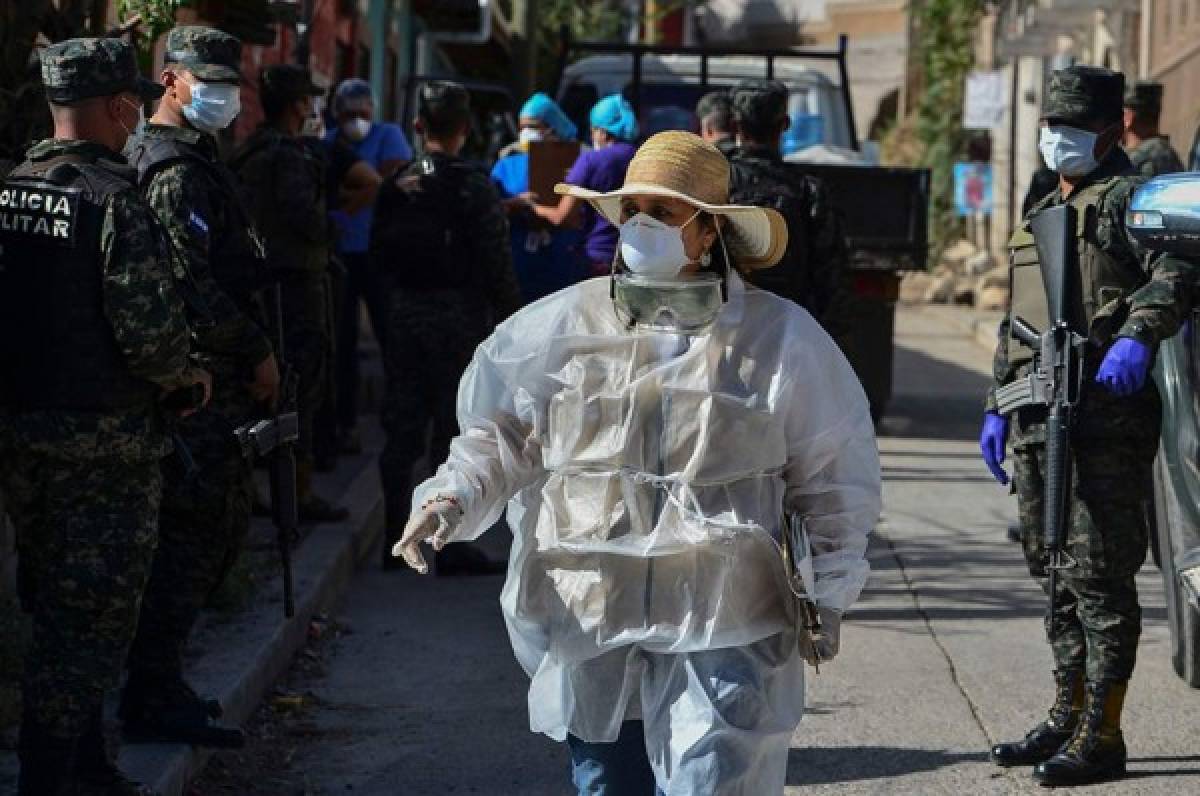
[164,26,242,83]
[1123,80,1163,114]
[1041,65,1124,127]
[260,64,324,103]
[40,37,164,104]
[730,78,789,132]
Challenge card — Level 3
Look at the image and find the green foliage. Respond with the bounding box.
[532,0,705,87]
[117,0,185,69]
[533,0,625,85]
[914,0,980,259]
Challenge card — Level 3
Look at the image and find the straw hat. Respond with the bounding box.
[554,130,788,270]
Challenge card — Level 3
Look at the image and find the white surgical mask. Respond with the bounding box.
[182,79,241,133]
[519,127,543,145]
[618,211,700,277]
[341,117,372,142]
[1039,124,1099,177]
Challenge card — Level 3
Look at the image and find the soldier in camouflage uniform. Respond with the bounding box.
[0,38,208,795]
[230,64,348,523]
[371,82,521,573]
[982,66,1199,786]
[120,26,278,748]
[1122,80,1185,177]
[725,79,853,346]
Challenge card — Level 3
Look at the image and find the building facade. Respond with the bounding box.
[1141,0,1200,163]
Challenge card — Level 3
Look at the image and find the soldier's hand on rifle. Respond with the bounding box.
[393,495,463,575]
[249,352,281,408]
[1096,337,1152,397]
[165,367,213,418]
[191,368,213,413]
[980,411,1010,485]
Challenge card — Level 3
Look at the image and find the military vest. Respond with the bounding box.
[128,134,268,305]
[1007,177,1145,369]
[0,155,159,410]
[228,133,328,273]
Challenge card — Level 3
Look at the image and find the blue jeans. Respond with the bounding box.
[567,721,664,795]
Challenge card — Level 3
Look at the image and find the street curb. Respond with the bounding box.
[119,456,383,796]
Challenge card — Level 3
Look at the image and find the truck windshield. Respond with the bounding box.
[629,83,823,154]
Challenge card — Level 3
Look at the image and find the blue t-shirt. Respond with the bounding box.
[326,122,413,253]
[491,152,585,304]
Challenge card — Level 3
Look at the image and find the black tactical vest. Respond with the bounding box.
[128,134,268,305]
[0,155,159,410]
[1007,177,1145,368]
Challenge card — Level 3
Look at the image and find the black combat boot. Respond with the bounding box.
[1033,680,1128,786]
[120,675,244,749]
[75,705,154,795]
[18,713,78,796]
[297,460,349,524]
[991,668,1083,766]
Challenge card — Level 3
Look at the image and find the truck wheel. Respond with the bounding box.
[1153,453,1200,687]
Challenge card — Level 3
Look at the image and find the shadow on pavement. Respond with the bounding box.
[785,745,988,785]
[882,344,994,441]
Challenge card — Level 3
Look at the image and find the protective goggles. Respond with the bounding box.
[611,272,726,334]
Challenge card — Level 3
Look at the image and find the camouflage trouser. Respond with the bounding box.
[378,288,485,542]
[0,448,160,738]
[125,409,252,691]
[273,270,331,468]
[1013,432,1155,682]
[1040,573,1141,682]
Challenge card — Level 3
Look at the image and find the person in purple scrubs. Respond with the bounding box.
[533,94,638,276]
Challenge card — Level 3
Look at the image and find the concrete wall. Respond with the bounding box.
[1144,0,1200,159]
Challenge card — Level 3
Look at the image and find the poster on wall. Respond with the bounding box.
[963,70,1006,130]
[954,162,993,216]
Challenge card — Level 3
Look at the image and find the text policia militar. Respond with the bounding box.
[0,186,76,241]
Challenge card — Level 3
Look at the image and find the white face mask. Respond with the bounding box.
[342,117,372,142]
[1039,124,1100,177]
[519,127,543,145]
[619,211,700,277]
[182,79,241,133]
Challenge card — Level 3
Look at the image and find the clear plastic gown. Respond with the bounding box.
[413,272,881,745]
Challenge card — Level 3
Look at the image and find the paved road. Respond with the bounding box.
[238,304,1200,795]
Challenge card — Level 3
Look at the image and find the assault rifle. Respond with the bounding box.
[994,205,1085,637]
[234,286,299,618]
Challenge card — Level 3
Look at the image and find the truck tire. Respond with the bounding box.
[1153,451,1200,687]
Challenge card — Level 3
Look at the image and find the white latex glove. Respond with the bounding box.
[391,496,463,574]
[801,607,843,667]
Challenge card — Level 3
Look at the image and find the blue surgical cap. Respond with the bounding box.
[590,94,638,142]
[334,78,374,112]
[518,92,578,141]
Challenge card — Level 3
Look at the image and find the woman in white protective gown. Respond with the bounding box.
[394,130,881,795]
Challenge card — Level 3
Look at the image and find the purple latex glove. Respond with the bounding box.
[980,411,1010,485]
[1096,337,1152,397]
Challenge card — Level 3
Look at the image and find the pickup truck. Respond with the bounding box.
[1124,172,1200,686]
[554,34,929,420]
